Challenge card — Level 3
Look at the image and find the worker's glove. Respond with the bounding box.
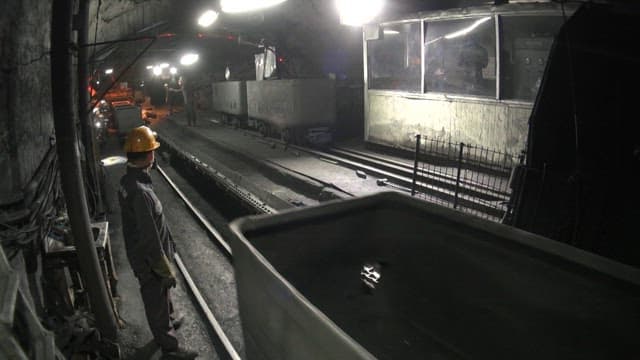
[151,255,177,289]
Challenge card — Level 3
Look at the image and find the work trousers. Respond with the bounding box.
[140,273,178,351]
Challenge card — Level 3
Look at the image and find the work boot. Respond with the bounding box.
[160,347,198,360]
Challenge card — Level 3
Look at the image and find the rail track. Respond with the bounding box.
[156,164,262,360]
[240,129,511,220]
[170,116,511,220]
[147,121,514,358]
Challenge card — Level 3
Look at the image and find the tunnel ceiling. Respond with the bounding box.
[88,0,486,82]
[87,0,634,82]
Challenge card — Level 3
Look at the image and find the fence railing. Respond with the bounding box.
[410,134,523,222]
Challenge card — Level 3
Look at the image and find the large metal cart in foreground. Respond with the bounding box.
[230,192,640,360]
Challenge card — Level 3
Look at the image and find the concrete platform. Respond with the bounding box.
[153,111,406,212]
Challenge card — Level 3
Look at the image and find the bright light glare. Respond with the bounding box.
[383,29,399,35]
[336,0,383,26]
[146,65,153,69]
[153,66,162,76]
[198,10,219,27]
[160,63,170,69]
[100,156,127,167]
[180,53,199,66]
[170,67,178,75]
[104,68,113,74]
[444,16,491,39]
[221,0,287,13]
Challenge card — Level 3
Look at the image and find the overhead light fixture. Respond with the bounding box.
[221,0,287,13]
[444,16,491,39]
[198,9,219,27]
[180,53,199,66]
[160,63,170,69]
[336,0,383,26]
[153,66,162,76]
[170,67,178,75]
[104,68,113,74]
[383,29,399,35]
[146,65,153,69]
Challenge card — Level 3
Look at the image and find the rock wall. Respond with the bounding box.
[0,0,54,204]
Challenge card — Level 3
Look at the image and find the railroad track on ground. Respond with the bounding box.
[156,165,254,360]
[148,124,513,358]
[240,129,511,220]
[161,118,509,220]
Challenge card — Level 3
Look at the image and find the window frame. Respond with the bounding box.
[422,15,499,100]
[365,20,424,93]
[364,6,572,105]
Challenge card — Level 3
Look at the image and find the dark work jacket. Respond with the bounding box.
[118,165,174,278]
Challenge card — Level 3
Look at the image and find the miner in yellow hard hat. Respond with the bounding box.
[123,125,160,154]
[118,126,197,360]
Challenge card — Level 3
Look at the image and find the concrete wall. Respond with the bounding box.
[88,0,171,45]
[0,0,54,204]
[365,92,532,156]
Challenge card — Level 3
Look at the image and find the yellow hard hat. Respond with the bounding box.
[123,126,160,153]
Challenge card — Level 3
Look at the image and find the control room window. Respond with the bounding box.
[367,22,422,93]
[500,16,564,101]
[424,17,497,97]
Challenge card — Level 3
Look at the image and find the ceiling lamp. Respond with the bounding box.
[152,66,162,76]
[221,0,287,13]
[180,53,199,66]
[170,67,178,75]
[336,0,384,26]
[198,10,219,27]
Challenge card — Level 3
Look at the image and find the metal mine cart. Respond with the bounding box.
[229,192,640,360]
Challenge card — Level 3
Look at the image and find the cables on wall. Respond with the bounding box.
[0,144,61,260]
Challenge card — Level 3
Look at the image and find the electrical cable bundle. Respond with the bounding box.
[0,145,62,259]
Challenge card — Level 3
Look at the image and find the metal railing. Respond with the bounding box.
[411,134,523,221]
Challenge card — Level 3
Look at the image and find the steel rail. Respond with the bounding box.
[155,165,241,360]
[156,165,232,256]
[240,129,508,200]
[174,253,242,360]
[236,129,506,218]
[331,147,511,199]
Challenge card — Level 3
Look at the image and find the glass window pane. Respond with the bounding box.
[501,16,564,101]
[424,17,496,97]
[367,22,422,92]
